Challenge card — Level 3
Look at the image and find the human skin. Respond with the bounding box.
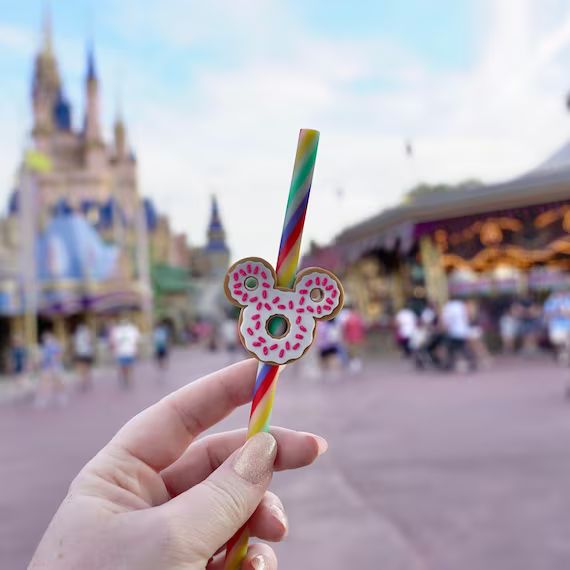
[29,359,327,569]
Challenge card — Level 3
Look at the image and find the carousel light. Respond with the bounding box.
[535,209,559,228]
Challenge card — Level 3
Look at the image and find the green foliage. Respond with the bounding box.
[404,179,482,203]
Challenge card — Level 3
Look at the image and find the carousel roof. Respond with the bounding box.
[522,139,570,178]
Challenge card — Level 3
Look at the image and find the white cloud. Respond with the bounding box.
[2,0,570,262]
[125,0,570,262]
[0,23,35,54]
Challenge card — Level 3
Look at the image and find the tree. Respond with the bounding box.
[404,179,482,203]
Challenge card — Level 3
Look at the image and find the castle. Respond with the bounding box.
[0,11,230,359]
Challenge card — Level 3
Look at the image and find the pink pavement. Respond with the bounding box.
[1,349,569,569]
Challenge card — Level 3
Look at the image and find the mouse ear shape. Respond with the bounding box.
[224,257,277,306]
[294,268,344,319]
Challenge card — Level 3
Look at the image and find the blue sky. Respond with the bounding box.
[0,0,569,261]
[298,0,478,68]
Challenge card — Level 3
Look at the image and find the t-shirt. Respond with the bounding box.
[317,320,341,350]
[73,327,93,357]
[442,300,470,339]
[343,311,365,344]
[395,308,416,339]
[41,338,62,370]
[499,314,518,337]
[421,307,437,326]
[544,293,570,332]
[111,323,140,358]
[153,326,169,350]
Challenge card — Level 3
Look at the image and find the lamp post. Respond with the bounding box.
[20,150,52,355]
[135,196,153,334]
[20,168,38,352]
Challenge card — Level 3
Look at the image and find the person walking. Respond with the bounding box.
[316,318,345,375]
[544,290,570,366]
[35,330,66,407]
[153,321,171,371]
[394,302,417,357]
[423,301,445,368]
[221,316,238,350]
[110,317,140,388]
[340,305,366,373]
[515,296,542,355]
[73,323,95,391]
[442,297,477,372]
[466,300,492,368]
[413,301,444,369]
[499,304,519,353]
[10,333,29,388]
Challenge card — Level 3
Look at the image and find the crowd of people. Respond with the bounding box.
[4,289,570,405]
[395,298,479,371]
[209,305,368,377]
[315,305,366,374]
[7,316,174,408]
[394,290,570,372]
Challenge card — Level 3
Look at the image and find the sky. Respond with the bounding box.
[1,0,570,262]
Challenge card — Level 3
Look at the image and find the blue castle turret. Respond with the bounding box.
[204,195,229,276]
[53,89,72,131]
[86,43,97,82]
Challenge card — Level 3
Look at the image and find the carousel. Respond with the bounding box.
[304,137,570,324]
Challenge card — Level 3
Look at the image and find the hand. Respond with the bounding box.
[29,359,327,569]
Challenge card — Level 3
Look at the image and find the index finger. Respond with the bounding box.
[110,358,258,471]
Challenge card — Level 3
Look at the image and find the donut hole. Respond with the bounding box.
[309,287,324,302]
[266,314,290,339]
[244,276,259,290]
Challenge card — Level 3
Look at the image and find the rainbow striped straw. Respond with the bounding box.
[224,129,320,569]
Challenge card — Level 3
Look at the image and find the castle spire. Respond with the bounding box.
[114,102,128,160]
[87,41,97,81]
[205,195,229,276]
[41,3,53,55]
[207,195,225,243]
[210,195,221,229]
[83,41,102,144]
[32,3,60,137]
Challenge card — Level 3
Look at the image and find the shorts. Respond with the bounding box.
[155,347,168,360]
[118,356,135,368]
[320,347,338,359]
[76,355,94,366]
[520,319,539,336]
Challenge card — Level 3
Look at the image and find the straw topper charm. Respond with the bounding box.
[224,257,344,365]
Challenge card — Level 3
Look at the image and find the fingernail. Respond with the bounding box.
[233,432,277,484]
[270,503,288,536]
[251,554,267,570]
[301,432,329,456]
[313,434,328,455]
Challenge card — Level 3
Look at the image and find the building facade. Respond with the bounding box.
[303,138,570,327]
[0,13,197,362]
[188,196,231,322]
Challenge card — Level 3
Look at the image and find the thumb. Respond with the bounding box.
[162,432,277,561]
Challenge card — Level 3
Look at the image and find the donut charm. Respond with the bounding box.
[224,257,344,365]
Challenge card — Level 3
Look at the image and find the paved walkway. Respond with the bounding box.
[1,350,569,569]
